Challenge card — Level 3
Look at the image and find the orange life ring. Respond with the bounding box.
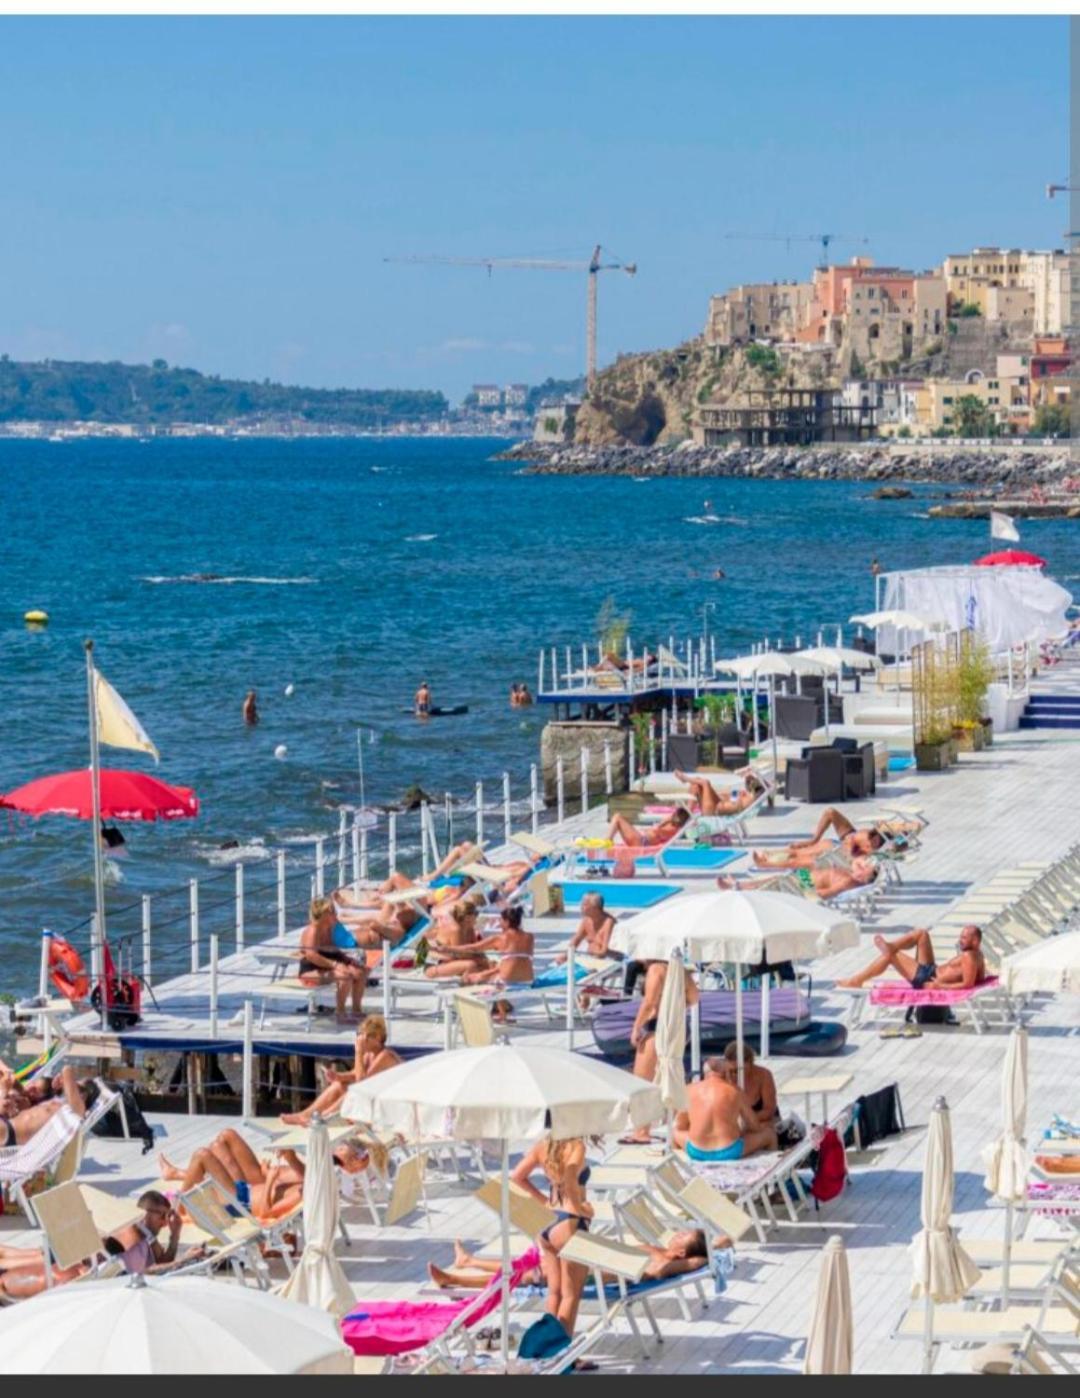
[48,936,90,1002]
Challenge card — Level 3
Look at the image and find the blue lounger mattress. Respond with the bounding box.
[580,847,745,875]
[558,880,682,910]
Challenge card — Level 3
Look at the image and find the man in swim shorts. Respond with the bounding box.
[414,680,432,717]
[673,1057,777,1162]
[837,924,985,991]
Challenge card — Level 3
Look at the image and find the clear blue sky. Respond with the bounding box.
[0,15,1069,401]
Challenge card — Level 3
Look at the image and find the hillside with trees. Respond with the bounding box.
[0,356,447,428]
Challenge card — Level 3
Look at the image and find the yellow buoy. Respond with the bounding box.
[24,610,49,626]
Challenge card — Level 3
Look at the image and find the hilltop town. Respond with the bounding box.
[536,246,1072,450]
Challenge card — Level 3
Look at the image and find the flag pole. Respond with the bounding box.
[84,639,107,1003]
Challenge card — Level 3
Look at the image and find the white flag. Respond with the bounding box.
[93,667,160,762]
[990,510,1020,543]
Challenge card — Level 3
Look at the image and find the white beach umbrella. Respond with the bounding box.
[910,1097,980,1374]
[803,1235,853,1375]
[277,1114,355,1318]
[0,1274,353,1374]
[609,890,858,1076]
[981,1027,1028,1304]
[999,931,1080,995]
[654,953,688,1129]
[341,1044,660,1369]
[850,609,933,633]
[796,645,881,672]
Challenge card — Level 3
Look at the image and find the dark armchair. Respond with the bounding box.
[784,747,846,803]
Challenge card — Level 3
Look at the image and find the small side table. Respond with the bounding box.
[780,1071,854,1127]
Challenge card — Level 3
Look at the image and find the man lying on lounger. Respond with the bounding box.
[837,924,986,991]
[750,807,886,869]
[718,856,878,901]
[0,1065,98,1147]
[673,1056,777,1162]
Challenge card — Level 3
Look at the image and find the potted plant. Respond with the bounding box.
[693,693,736,767]
[954,635,994,754]
[915,721,953,771]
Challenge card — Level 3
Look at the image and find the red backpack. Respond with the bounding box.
[810,1127,848,1205]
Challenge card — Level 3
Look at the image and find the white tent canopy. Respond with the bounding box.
[878,565,1072,654]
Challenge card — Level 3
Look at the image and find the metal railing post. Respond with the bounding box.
[579,745,588,814]
[209,934,219,1040]
[420,804,431,877]
[315,838,326,897]
[235,862,245,952]
[360,827,369,881]
[242,999,254,1122]
[337,809,347,890]
[388,811,398,874]
[530,763,540,834]
[502,772,512,844]
[277,851,287,938]
[475,781,484,846]
[556,756,565,824]
[604,741,613,795]
[189,879,199,974]
[141,895,152,990]
[351,815,360,889]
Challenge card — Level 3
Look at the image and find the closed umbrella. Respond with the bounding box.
[341,1044,660,1370]
[981,1028,1028,1304]
[609,890,858,1081]
[0,1274,353,1374]
[910,1097,980,1374]
[803,1235,853,1374]
[654,954,688,1140]
[999,931,1080,995]
[277,1114,355,1318]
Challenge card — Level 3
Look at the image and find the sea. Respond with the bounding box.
[2,434,1078,996]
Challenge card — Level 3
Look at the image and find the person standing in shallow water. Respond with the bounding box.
[242,689,259,725]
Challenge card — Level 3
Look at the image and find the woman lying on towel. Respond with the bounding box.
[673,769,766,818]
[607,806,690,849]
[718,857,877,901]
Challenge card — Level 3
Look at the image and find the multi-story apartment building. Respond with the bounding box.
[472,384,502,408]
[704,281,814,348]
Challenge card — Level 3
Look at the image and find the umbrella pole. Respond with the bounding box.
[565,941,575,1052]
[84,640,108,1000]
[500,1137,511,1371]
[770,676,779,787]
[1001,1200,1013,1306]
[735,962,745,1090]
[761,971,771,1061]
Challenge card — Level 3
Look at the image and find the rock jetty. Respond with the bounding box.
[498,440,1074,491]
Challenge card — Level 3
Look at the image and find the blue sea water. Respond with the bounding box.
[1,435,1077,992]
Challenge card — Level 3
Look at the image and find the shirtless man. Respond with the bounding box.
[242,689,259,726]
[719,856,877,901]
[297,896,367,1019]
[674,1056,777,1162]
[0,1065,97,1147]
[838,924,986,991]
[555,893,617,964]
[461,907,534,1018]
[751,807,885,869]
[414,680,432,717]
[674,769,764,819]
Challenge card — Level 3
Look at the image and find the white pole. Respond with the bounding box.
[38,928,50,1004]
[360,827,369,881]
[530,763,540,834]
[556,756,565,824]
[141,896,152,990]
[538,649,545,694]
[209,934,219,1040]
[603,741,613,795]
[337,809,347,889]
[761,969,771,1060]
[690,992,701,1079]
[500,1137,511,1371]
[189,879,199,974]
[581,642,588,689]
[627,730,635,786]
[276,852,286,938]
[735,963,745,1090]
[382,938,392,1029]
[475,782,484,846]
[648,718,656,774]
[661,709,669,770]
[242,999,254,1122]
[420,805,431,878]
[550,647,557,693]
[579,746,588,814]
[564,645,572,691]
[235,863,245,952]
[351,816,361,888]
[83,640,107,986]
[388,811,398,874]
[502,771,512,843]
[315,838,325,897]
[565,939,576,1051]
[752,677,761,745]
[770,674,779,780]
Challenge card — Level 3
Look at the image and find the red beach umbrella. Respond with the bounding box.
[0,768,199,822]
[974,549,1047,569]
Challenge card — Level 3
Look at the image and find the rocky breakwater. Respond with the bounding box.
[499,440,1073,490]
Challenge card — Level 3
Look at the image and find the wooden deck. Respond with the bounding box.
[8,659,1080,1374]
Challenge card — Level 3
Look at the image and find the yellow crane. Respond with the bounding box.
[383,245,637,387]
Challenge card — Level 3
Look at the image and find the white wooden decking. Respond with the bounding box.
[6,660,1080,1374]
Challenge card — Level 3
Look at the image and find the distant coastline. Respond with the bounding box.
[0,421,517,442]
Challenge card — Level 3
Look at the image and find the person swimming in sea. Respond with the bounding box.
[242,689,259,726]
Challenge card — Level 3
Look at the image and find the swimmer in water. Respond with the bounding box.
[415,681,432,717]
[243,690,259,726]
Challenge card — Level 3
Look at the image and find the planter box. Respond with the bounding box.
[952,726,982,753]
[915,740,952,772]
[980,718,994,747]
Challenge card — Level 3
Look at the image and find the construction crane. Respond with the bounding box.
[383,245,636,387]
[721,231,870,269]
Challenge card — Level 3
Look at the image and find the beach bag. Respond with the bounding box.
[852,1084,905,1148]
[809,1127,847,1205]
[90,1084,155,1154]
[907,1004,952,1025]
[518,1312,571,1360]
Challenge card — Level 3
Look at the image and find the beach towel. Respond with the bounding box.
[340,1247,541,1356]
[0,1104,83,1184]
[869,977,999,1006]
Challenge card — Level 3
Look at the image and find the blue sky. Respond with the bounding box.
[0,15,1069,401]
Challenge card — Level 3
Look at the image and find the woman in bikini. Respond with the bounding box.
[512,1135,593,1336]
[460,907,534,1019]
[606,806,690,848]
[159,1128,308,1223]
[279,1014,401,1127]
[423,896,491,980]
[674,769,765,819]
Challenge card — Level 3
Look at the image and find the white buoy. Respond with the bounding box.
[274,744,288,759]
[284,683,295,697]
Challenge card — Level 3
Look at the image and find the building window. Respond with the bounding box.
[943,396,953,405]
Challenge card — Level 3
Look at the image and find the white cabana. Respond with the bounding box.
[878,565,1072,655]
[341,1045,660,1370]
[999,930,1080,994]
[0,1275,354,1374]
[609,890,858,1076]
[796,645,881,673]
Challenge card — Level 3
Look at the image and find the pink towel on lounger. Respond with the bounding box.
[341,1247,542,1356]
[869,976,998,1006]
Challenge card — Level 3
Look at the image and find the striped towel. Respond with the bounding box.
[0,1104,83,1183]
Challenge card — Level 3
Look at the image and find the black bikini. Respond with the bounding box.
[541,1164,593,1241]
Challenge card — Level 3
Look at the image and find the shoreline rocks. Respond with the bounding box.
[496,440,1075,493]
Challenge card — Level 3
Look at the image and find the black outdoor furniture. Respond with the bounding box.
[784,747,846,803]
[773,695,818,742]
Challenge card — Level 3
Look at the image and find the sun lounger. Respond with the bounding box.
[179,1178,302,1286]
[1012,1326,1080,1375]
[0,1079,123,1220]
[846,975,1017,1034]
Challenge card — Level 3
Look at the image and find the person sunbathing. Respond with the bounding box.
[625,960,700,1142]
[555,893,618,964]
[718,857,877,901]
[673,1056,777,1161]
[460,907,534,1017]
[0,1065,97,1147]
[296,896,368,1020]
[837,924,985,991]
[335,842,482,909]
[279,1014,401,1127]
[721,1042,777,1123]
[159,1127,308,1223]
[751,808,885,869]
[424,897,492,979]
[0,1190,195,1300]
[674,770,765,819]
[607,806,690,849]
